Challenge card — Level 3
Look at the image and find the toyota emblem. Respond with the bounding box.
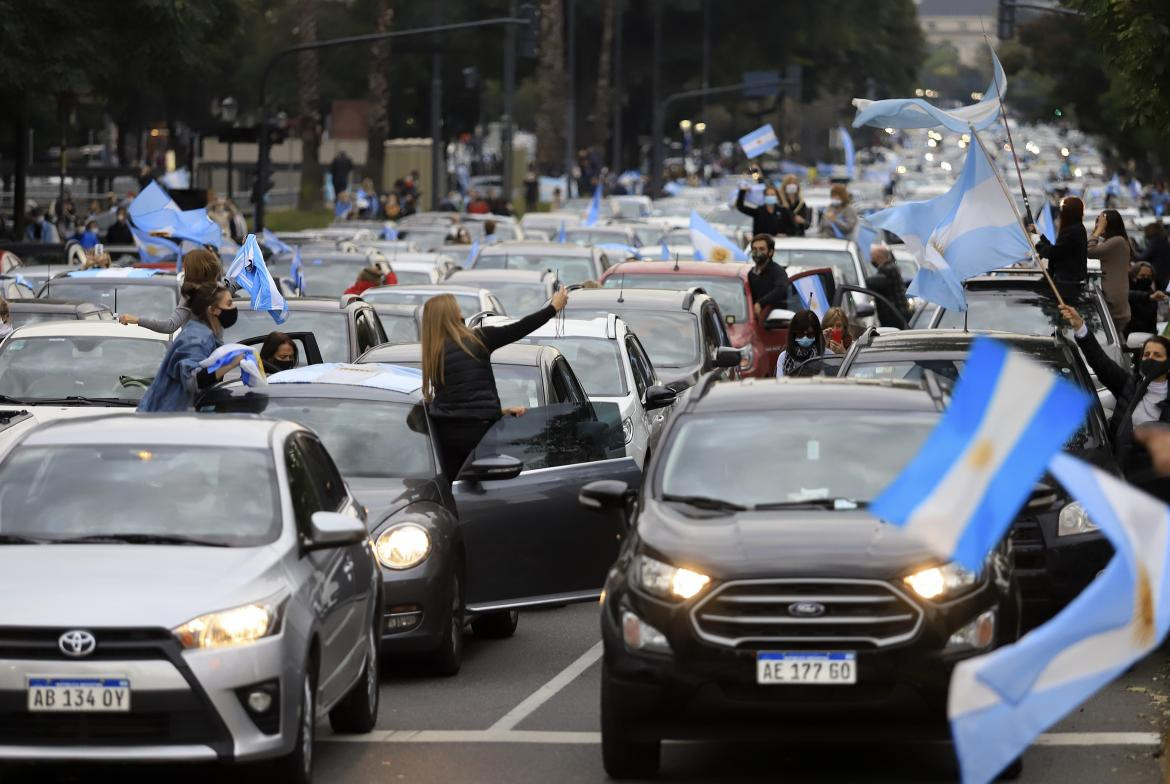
[58,630,97,658]
[787,602,826,618]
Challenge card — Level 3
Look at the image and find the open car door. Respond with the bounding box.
[234,330,325,366]
[452,401,641,612]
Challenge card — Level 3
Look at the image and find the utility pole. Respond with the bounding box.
[611,0,623,174]
[564,0,576,192]
[502,0,517,206]
[430,0,444,211]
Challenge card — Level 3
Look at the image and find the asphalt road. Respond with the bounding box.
[2,602,1168,783]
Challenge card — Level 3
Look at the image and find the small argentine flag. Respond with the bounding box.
[201,343,267,387]
[793,276,829,318]
[261,228,293,255]
[871,337,1090,570]
[689,210,748,262]
[738,124,779,160]
[227,234,289,325]
[1035,204,1056,244]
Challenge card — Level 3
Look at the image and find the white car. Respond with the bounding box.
[383,253,460,285]
[771,236,875,324]
[511,314,677,467]
[0,321,170,450]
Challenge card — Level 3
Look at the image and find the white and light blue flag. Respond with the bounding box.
[838,126,855,179]
[1036,203,1057,244]
[738,124,779,159]
[200,343,266,387]
[793,276,829,319]
[584,184,603,227]
[556,222,567,244]
[130,225,181,265]
[871,338,1090,570]
[261,228,293,255]
[852,48,1007,133]
[382,225,399,241]
[290,246,306,296]
[689,210,748,262]
[270,362,422,394]
[227,234,288,324]
[128,183,222,246]
[660,239,671,261]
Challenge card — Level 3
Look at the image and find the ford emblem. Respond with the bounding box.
[787,602,826,618]
[58,630,97,658]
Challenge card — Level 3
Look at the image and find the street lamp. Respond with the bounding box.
[694,122,706,135]
[678,119,692,132]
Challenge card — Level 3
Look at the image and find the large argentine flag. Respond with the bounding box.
[227,234,288,324]
[129,182,222,246]
[852,48,1007,134]
[863,137,1032,311]
[871,338,1090,570]
[949,453,1170,784]
[130,225,181,264]
[689,210,748,262]
[738,124,779,159]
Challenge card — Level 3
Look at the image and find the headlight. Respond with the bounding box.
[1058,501,1099,537]
[903,562,979,601]
[621,416,634,444]
[375,523,432,570]
[634,554,710,601]
[173,596,285,650]
[738,343,754,370]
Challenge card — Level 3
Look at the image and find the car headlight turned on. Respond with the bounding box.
[173,596,285,650]
[903,562,979,601]
[375,523,431,570]
[622,416,634,444]
[634,554,710,601]
[1058,501,1099,536]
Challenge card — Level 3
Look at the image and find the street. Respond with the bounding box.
[2,603,1166,783]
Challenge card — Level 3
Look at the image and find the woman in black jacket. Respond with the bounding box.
[1127,263,1166,336]
[1034,196,1088,301]
[736,183,794,237]
[422,289,569,477]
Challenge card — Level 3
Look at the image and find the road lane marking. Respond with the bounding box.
[321,730,1162,747]
[487,640,604,731]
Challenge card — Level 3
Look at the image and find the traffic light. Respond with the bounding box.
[518,1,539,59]
[997,0,1016,40]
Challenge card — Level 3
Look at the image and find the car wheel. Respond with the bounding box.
[601,671,659,779]
[430,567,464,676]
[328,616,381,733]
[271,662,316,784]
[471,609,519,639]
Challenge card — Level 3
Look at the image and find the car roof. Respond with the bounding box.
[24,413,287,448]
[448,269,553,283]
[772,237,853,251]
[367,284,484,295]
[235,297,350,313]
[690,376,940,414]
[603,260,749,279]
[564,287,701,311]
[478,242,595,257]
[855,328,1065,354]
[7,320,168,341]
[45,271,177,285]
[523,315,622,340]
[360,341,551,367]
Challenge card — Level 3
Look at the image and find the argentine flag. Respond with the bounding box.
[838,126,855,179]
[271,362,422,394]
[852,47,1007,134]
[689,210,748,262]
[201,343,266,387]
[872,338,1090,570]
[1036,203,1057,244]
[130,225,181,265]
[227,234,288,325]
[129,182,222,246]
[261,228,293,255]
[793,276,829,318]
[584,184,603,227]
[949,453,1170,784]
[738,124,779,159]
[863,136,1032,311]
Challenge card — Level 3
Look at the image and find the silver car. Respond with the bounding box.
[0,414,380,782]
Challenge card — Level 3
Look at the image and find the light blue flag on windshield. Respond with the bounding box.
[382,226,398,241]
[9,274,35,293]
[227,234,288,324]
[853,47,1007,134]
[261,228,293,255]
[689,210,748,262]
[130,225,181,264]
[871,338,1090,571]
[948,453,1170,784]
[584,184,603,227]
[468,239,480,266]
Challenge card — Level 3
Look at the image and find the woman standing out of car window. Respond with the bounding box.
[1033,196,1087,302]
[776,309,825,378]
[137,282,242,412]
[422,289,569,477]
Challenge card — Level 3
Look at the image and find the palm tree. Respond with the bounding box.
[534,0,566,172]
[591,0,614,158]
[296,0,323,211]
[365,0,393,193]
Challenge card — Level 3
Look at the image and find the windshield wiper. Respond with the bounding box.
[661,494,747,512]
[0,534,50,544]
[32,396,138,407]
[0,395,29,406]
[753,498,870,510]
[52,533,231,547]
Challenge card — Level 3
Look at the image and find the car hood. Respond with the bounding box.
[0,544,287,628]
[638,499,938,580]
[0,405,127,449]
[346,476,444,526]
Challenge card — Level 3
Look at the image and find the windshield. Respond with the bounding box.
[468,281,549,315]
[660,412,938,508]
[565,230,631,248]
[364,289,481,317]
[375,360,542,408]
[519,337,627,397]
[0,446,280,545]
[0,336,165,403]
[602,275,748,321]
[380,314,419,344]
[934,288,1114,345]
[268,258,370,297]
[774,249,859,286]
[568,309,699,367]
[39,283,176,321]
[223,309,349,362]
[476,254,596,286]
[847,359,965,384]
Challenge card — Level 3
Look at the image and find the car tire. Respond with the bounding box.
[328,616,381,733]
[601,671,659,779]
[997,756,1023,781]
[471,609,519,639]
[271,661,316,784]
[430,567,464,676]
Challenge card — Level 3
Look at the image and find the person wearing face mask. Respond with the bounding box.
[24,208,59,243]
[747,234,790,318]
[818,184,858,239]
[259,331,299,375]
[137,282,242,412]
[104,207,134,245]
[1061,303,1170,499]
[1127,263,1165,336]
[776,309,825,377]
[865,244,912,328]
[778,175,812,236]
[736,183,795,237]
[1031,196,1087,302]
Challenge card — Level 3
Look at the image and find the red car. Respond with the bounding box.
[598,260,837,377]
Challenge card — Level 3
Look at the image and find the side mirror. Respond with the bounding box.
[305,511,368,551]
[713,346,741,368]
[855,303,876,319]
[644,384,676,410]
[579,479,632,512]
[1127,332,1151,351]
[458,454,524,483]
[764,308,796,329]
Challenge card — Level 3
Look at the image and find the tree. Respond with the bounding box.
[534,0,566,172]
[296,0,324,211]
[591,0,614,155]
[366,0,394,192]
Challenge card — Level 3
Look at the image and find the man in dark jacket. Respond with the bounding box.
[747,234,790,318]
[865,244,912,328]
[104,207,133,245]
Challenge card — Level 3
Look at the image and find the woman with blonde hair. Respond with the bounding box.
[119,248,223,333]
[818,184,858,239]
[422,288,569,476]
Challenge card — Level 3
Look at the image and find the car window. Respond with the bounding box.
[224,309,350,363]
[846,359,966,384]
[39,283,177,321]
[462,281,549,315]
[0,336,165,403]
[476,255,595,287]
[567,309,700,368]
[700,306,721,362]
[602,276,750,321]
[935,287,1115,346]
[518,336,628,397]
[284,438,322,534]
[295,433,348,511]
[380,313,420,344]
[365,289,481,317]
[774,249,859,286]
[626,335,655,396]
[466,402,626,471]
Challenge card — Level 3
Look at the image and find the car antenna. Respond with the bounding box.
[963,306,969,333]
[617,274,625,303]
[673,252,680,272]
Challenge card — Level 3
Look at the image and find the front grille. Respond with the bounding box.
[1010,517,1046,573]
[0,627,174,661]
[691,579,923,650]
[0,691,220,746]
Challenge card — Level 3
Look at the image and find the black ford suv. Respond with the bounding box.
[580,377,1022,779]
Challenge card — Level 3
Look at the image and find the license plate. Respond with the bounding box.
[27,678,130,712]
[756,652,856,685]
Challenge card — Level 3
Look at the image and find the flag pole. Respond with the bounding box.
[969,125,1065,306]
[982,33,1034,225]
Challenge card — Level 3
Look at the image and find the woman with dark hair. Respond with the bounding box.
[776,309,825,377]
[1034,196,1088,301]
[1088,208,1133,333]
[1128,263,1165,336]
[259,331,299,374]
[736,183,795,237]
[1062,304,1170,500]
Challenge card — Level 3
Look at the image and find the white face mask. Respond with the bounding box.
[830,198,842,207]
[785,184,798,196]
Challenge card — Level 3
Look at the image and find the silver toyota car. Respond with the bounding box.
[0,414,381,783]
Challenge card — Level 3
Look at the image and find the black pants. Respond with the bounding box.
[433,417,496,479]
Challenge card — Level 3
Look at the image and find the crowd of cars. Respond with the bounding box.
[0,170,1147,781]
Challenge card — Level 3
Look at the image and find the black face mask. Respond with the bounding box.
[217,307,239,329]
[1138,277,1153,288]
[1140,357,1170,381]
[268,358,296,372]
